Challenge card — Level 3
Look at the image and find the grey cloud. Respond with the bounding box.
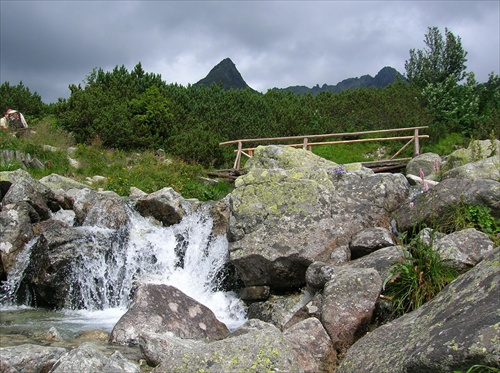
[1,1,498,103]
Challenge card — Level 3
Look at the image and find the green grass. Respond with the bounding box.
[312,138,416,164]
[382,232,459,316]
[0,117,233,201]
[423,199,500,246]
[423,132,469,155]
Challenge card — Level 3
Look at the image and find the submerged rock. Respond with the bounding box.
[49,342,139,373]
[0,344,66,372]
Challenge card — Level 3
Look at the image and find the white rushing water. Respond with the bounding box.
[0,205,247,333]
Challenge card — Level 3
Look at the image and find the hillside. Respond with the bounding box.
[273,66,405,95]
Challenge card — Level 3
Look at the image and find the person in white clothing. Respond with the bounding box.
[1,109,28,130]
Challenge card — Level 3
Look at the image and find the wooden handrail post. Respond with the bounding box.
[303,137,308,150]
[234,141,243,170]
[414,128,420,156]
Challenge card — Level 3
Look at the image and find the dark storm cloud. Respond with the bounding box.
[1,1,498,104]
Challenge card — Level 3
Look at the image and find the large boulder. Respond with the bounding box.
[134,187,187,226]
[405,152,441,180]
[441,156,500,182]
[228,146,409,289]
[337,249,500,373]
[39,173,91,191]
[110,284,229,345]
[283,317,337,373]
[244,144,342,170]
[68,188,130,229]
[321,267,381,354]
[17,226,123,308]
[139,319,304,372]
[395,177,500,232]
[1,169,54,220]
[0,202,36,274]
[441,139,500,172]
[427,228,495,271]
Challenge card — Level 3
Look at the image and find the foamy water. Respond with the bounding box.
[0,204,247,333]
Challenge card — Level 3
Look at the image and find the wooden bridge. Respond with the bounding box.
[211,126,428,180]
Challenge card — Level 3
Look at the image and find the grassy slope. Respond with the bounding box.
[1,115,471,201]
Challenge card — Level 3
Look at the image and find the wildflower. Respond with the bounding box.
[433,159,439,172]
[419,167,429,191]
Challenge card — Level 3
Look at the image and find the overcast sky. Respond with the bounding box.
[1,1,499,104]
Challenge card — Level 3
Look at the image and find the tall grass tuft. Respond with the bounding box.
[382,232,459,316]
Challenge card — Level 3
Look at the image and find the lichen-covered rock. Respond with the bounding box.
[405,152,441,180]
[139,320,304,372]
[228,146,409,290]
[0,344,67,373]
[39,173,91,191]
[110,284,229,345]
[228,167,335,289]
[329,173,409,230]
[337,249,500,373]
[431,228,495,271]
[50,342,139,373]
[321,267,381,354]
[283,317,337,373]
[442,139,500,172]
[395,178,500,232]
[244,145,340,170]
[442,156,500,182]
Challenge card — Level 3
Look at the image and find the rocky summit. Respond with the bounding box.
[0,139,499,372]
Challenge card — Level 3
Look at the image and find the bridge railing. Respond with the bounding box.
[219,126,429,170]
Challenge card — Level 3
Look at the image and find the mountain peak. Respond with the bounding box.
[273,66,405,95]
[195,58,253,90]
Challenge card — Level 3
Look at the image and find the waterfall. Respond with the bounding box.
[0,204,247,331]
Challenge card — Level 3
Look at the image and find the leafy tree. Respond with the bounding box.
[405,26,468,87]
[475,73,500,138]
[422,72,482,136]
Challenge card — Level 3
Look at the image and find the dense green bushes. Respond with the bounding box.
[0,81,46,118]
[51,66,438,168]
[49,57,497,169]
[3,28,499,168]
